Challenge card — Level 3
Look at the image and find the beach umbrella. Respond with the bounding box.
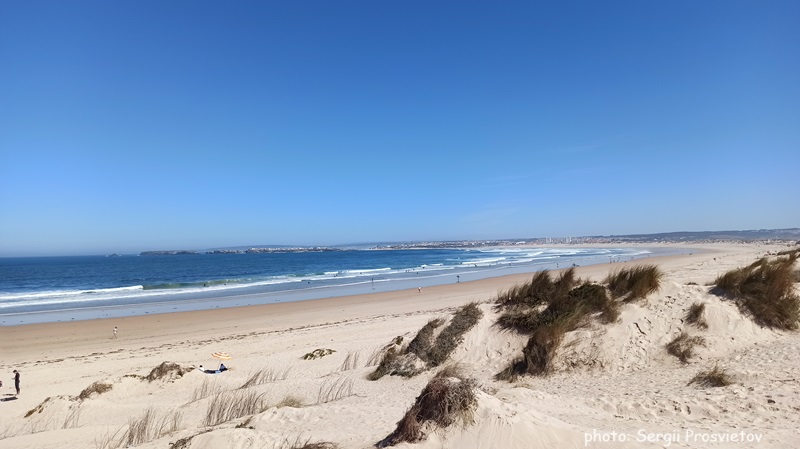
[211,351,232,360]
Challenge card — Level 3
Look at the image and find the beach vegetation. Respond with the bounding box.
[145,362,192,382]
[62,404,82,429]
[495,269,578,309]
[25,397,53,418]
[495,280,619,380]
[369,303,483,380]
[428,303,483,366]
[339,351,361,371]
[666,332,706,363]
[239,367,291,389]
[121,407,182,447]
[190,378,224,402]
[316,376,354,404]
[377,365,477,447]
[605,265,663,301]
[276,395,305,408]
[686,303,708,330]
[169,429,211,449]
[406,318,444,362]
[303,348,336,360]
[77,381,113,401]
[712,253,799,330]
[273,435,340,449]
[688,365,734,388]
[204,390,268,427]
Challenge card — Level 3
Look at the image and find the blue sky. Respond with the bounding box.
[1,1,798,256]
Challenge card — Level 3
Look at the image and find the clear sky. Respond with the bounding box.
[1,1,798,256]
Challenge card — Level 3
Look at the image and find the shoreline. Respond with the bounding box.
[2,245,725,365]
[1,245,686,327]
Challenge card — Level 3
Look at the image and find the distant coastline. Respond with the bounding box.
[138,228,800,256]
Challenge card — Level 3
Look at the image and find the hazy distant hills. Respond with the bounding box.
[140,228,800,255]
[592,228,800,242]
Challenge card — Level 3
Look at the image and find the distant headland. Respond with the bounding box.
[138,228,799,256]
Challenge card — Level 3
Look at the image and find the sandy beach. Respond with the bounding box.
[1,242,798,448]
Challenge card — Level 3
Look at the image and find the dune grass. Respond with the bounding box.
[203,391,268,427]
[712,254,799,330]
[686,303,709,330]
[495,269,578,309]
[666,332,706,363]
[495,281,619,380]
[77,381,113,401]
[338,351,361,372]
[190,378,224,402]
[369,303,483,380]
[406,318,444,362]
[120,407,182,447]
[377,366,477,447]
[604,265,663,301]
[688,365,734,388]
[427,302,483,366]
[316,376,354,404]
[239,367,291,389]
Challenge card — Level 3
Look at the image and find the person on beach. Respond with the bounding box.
[113,326,117,339]
[418,287,421,293]
[13,370,20,395]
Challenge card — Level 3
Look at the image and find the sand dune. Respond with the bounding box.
[1,242,797,448]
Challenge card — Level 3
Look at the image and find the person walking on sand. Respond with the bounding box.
[13,370,20,395]
[113,326,117,339]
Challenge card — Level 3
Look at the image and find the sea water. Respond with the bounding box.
[0,246,683,325]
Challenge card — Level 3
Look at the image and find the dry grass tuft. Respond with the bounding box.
[190,378,223,402]
[712,254,799,330]
[338,351,361,372]
[276,395,304,408]
[317,376,354,404]
[145,362,191,382]
[272,434,339,449]
[204,391,268,427]
[686,303,709,330]
[121,407,182,447]
[377,366,477,447]
[77,382,113,401]
[688,365,734,387]
[25,397,52,418]
[605,265,663,301]
[239,367,291,389]
[666,332,706,363]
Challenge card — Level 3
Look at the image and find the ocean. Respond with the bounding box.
[0,246,681,325]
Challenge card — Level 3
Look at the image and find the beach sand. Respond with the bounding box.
[1,242,797,448]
